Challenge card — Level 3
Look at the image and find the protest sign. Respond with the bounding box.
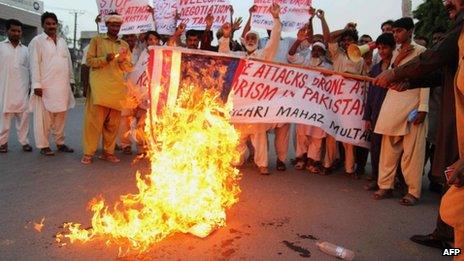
[128,50,150,109]
[96,0,155,34]
[177,0,231,30]
[251,0,312,32]
[147,47,370,148]
[153,0,177,35]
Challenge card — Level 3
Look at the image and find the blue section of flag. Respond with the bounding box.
[180,53,240,102]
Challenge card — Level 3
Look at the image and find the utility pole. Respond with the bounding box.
[69,10,85,55]
[402,0,413,17]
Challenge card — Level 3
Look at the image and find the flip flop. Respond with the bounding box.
[400,193,419,206]
[98,154,121,163]
[373,189,393,200]
[57,144,74,153]
[40,147,55,156]
[80,155,93,165]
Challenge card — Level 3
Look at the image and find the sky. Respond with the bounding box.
[43,0,425,42]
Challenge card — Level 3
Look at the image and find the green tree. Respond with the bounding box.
[413,0,451,40]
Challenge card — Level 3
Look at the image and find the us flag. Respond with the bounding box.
[147,46,242,116]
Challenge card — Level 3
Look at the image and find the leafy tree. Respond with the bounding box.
[413,0,451,40]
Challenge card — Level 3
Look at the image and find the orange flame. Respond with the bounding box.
[57,85,241,253]
[34,218,45,233]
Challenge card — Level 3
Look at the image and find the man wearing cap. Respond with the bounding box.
[287,12,333,174]
[373,17,429,206]
[322,19,364,177]
[81,13,133,164]
[218,3,282,175]
[29,12,75,156]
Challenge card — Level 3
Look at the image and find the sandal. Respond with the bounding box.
[0,143,7,153]
[400,193,419,206]
[364,181,379,191]
[80,155,93,165]
[98,153,121,163]
[307,164,322,174]
[57,144,74,153]
[22,144,33,152]
[122,146,132,155]
[295,160,306,170]
[40,147,55,156]
[373,189,393,200]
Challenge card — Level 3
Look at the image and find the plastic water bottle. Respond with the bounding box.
[316,241,355,260]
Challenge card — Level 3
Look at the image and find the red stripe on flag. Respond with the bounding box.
[157,50,173,115]
[232,59,246,87]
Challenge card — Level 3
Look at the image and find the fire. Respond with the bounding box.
[34,217,45,233]
[57,86,241,252]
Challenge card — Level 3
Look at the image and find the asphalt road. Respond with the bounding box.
[0,104,450,261]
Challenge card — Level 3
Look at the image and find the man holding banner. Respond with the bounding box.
[81,13,133,164]
[219,3,282,175]
[324,22,365,177]
[288,22,333,174]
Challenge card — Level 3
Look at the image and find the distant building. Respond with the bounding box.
[0,0,44,45]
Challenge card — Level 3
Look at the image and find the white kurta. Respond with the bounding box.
[0,40,29,113]
[219,18,282,168]
[28,33,75,113]
[0,40,30,146]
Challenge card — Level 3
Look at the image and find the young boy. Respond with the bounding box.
[362,33,396,190]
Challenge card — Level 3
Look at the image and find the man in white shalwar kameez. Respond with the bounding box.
[0,19,32,153]
[288,39,333,174]
[29,12,75,156]
[218,3,282,175]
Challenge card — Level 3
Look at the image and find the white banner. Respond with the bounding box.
[128,50,150,109]
[96,0,155,35]
[230,59,369,148]
[177,0,231,30]
[153,0,177,35]
[251,0,312,32]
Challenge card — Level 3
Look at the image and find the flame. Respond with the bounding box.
[34,218,45,233]
[57,85,241,252]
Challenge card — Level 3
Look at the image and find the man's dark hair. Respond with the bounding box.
[392,17,415,31]
[360,34,373,41]
[381,20,394,29]
[186,29,200,38]
[6,19,22,30]
[107,11,120,16]
[376,33,396,48]
[145,31,161,41]
[41,12,58,25]
[341,30,359,42]
[414,35,429,46]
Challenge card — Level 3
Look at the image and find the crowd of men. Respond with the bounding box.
[0,0,463,257]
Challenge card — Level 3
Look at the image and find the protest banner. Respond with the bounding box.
[153,0,177,35]
[177,0,231,30]
[96,0,155,34]
[147,47,370,148]
[127,50,150,109]
[251,0,312,32]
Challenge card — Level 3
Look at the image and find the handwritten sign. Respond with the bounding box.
[96,0,155,35]
[251,0,312,32]
[177,0,231,30]
[153,0,177,35]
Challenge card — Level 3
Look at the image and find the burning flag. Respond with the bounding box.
[57,48,242,253]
